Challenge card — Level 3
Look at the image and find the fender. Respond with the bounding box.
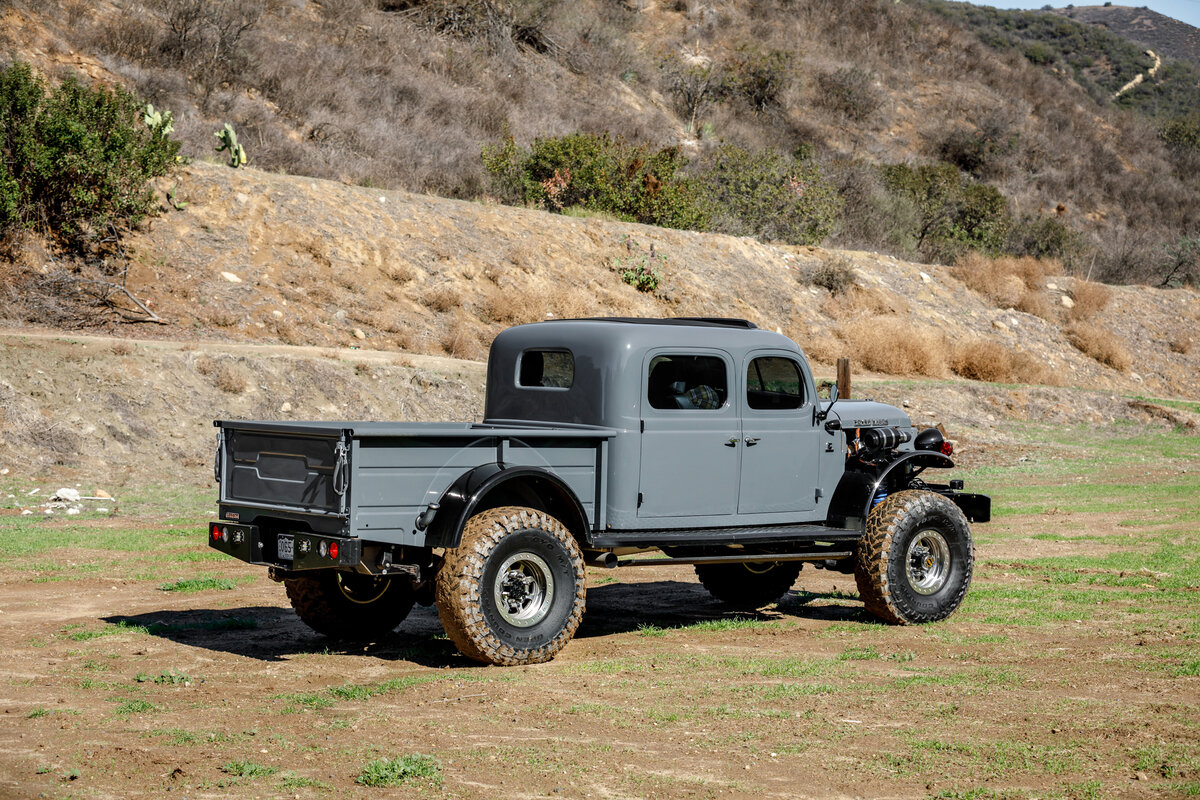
[423,463,590,549]
[828,451,955,526]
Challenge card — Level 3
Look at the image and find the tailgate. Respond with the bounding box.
[217,422,348,514]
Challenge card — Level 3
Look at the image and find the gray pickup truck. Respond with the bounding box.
[208,318,989,665]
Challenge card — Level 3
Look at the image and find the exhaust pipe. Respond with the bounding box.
[585,551,618,569]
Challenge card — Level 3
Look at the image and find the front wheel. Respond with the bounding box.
[285,571,416,639]
[435,506,586,666]
[854,490,974,624]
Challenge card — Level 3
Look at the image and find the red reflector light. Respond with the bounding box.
[211,524,220,541]
[941,441,954,456]
[329,541,339,560]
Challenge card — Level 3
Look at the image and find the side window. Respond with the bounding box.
[746,357,804,410]
[647,355,728,410]
[518,350,574,389]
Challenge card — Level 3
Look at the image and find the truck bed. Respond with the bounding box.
[214,420,617,543]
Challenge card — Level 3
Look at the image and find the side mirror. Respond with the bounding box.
[817,382,839,422]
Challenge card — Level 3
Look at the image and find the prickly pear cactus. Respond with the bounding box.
[143,103,174,136]
[214,123,247,168]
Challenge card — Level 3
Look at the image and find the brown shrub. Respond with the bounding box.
[950,339,1052,384]
[1169,334,1193,355]
[1066,323,1131,371]
[480,285,542,325]
[1067,280,1112,321]
[353,362,373,377]
[205,310,241,328]
[422,285,462,313]
[110,341,134,356]
[953,253,1061,309]
[382,263,416,283]
[214,364,248,393]
[806,254,856,295]
[789,328,846,365]
[822,284,906,321]
[441,318,484,360]
[838,316,946,377]
[1014,289,1052,320]
[194,355,217,376]
[274,319,307,345]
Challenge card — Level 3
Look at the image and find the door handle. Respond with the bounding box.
[725,437,740,447]
[744,437,760,446]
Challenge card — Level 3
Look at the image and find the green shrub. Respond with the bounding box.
[1006,213,1081,265]
[1159,112,1200,153]
[481,131,706,230]
[881,162,1010,262]
[0,61,180,246]
[693,145,841,246]
[612,238,664,293]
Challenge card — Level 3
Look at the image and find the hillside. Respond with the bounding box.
[2,0,1198,283]
[1056,4,1200,65]
[1,161,1197,481]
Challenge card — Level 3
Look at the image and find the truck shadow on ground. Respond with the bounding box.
[103,581,867,669]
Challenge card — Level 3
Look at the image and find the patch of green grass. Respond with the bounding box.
[278,772,332,790]
[273,674,443,713]
[839,645,880,661]
[685,616,778,633]
[64,620,149,641]
[637,623,668,637]
[220,760,278,780]
[356,754,442,788]
[768,682,838,697]
[114,699,158,715]
[26,708,51,719]
[158,576,239,592]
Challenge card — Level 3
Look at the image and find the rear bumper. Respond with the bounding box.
[206,521,362,570]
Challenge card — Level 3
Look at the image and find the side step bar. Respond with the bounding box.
[588,550,854,569]
[589,523,862,549]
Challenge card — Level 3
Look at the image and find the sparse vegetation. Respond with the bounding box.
[357,754,442,788]
[839,316,946,377]
[1067,323,1132,371]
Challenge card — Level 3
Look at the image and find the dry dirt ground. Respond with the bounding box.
[0,379,1197,799]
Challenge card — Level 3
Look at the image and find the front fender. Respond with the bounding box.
[828,452,955,526]
[423,463,589,549]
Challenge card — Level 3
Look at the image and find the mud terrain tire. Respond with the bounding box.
[285,571,416,639]
[854,490,973,624]
[435,506,586,666]
[695,561,802,609]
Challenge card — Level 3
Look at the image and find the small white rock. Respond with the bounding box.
[52,488,81,503]
[44,509,53,515]
[96,508,109,514]
[67,508,80,516]
[235,192,249,204]
[353,328,366,340]
[280,402,293,413]
[1061,295,1075,309]
[919,271,931,283]
[0,468,8,475]
[21,510,32,516]
[1047,282,1059,290]
[271,310,283,319]
[221,271,243,284]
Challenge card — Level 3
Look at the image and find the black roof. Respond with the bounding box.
[542,317,759,329]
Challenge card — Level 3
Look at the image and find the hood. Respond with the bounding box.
[826,399,912,430]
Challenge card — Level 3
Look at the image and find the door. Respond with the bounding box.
[638,352,740,518]
[738,354,821,515]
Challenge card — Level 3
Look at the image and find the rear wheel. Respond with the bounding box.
[695,561,802,609]
[435,506,586,666]
[285,571,416,639]
[854,490,974,624]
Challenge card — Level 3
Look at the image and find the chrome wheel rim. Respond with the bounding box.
[494,552,555,628]
[905,529,950,595]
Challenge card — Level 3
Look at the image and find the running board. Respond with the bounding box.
[589,524,862,549]
[612,550,853,568]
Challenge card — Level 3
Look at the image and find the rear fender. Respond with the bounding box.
[424,464,590,549]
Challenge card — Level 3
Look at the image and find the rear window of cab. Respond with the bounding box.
[517,350,574,389]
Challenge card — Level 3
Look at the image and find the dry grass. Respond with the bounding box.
[1068,280,1112,321]
[422,285,462,313]
[821,284,907,321]
[838,316,946,377]
[480,285,543,325]
[1066,323,1132,371]
[110,341,133,356]
[382,263,416,284]
[1169,333,1193,355]
[950,339,1053,384]
[194,355,217,376]
[441,317,484,360]
[805,254,856,295]
[953,253,1061,310]
[214,364,248,393]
